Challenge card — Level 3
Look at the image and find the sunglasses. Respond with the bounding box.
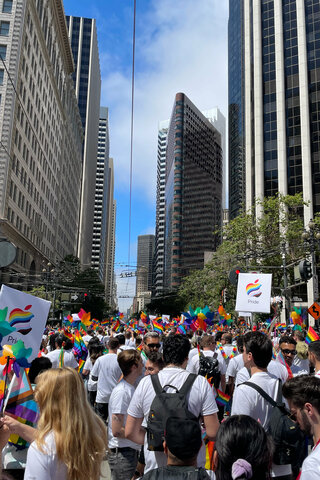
[146,343,160,348]
[281,349,297,355]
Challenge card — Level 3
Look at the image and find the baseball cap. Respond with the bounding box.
[164,417,202,460]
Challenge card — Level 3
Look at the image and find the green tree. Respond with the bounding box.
[179,193,314,313]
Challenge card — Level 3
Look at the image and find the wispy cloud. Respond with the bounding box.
[99,0,229,312]
[101,0,228,201]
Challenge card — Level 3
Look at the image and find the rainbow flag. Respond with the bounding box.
[4,368,39,448]
[305,326,319,345]
[73,330,88,362]
[177,324,187,335]
[152,320,164,334]
[78,359,85,374]
[215,389,231,407]
[113,319,120,332]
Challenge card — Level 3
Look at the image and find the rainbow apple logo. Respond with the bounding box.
[246,279,262,297]
[9,305,34,335]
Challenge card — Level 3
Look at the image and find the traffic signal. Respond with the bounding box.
[229,267,245,285]
[299,259,313,282]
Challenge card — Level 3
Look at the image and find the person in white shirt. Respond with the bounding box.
[108,349,143,480]
[24,367,108,480]
[283,375,320,480]
[125,330,136,348]
[91,337,122,423]
[226,336,245,395]
[125,335,219,475]
[309,340,320,377]
[231,331,291,480]
[278,336,309,376]
[235,359,288,387]
[186,334,226,392]
[45,334,78,369]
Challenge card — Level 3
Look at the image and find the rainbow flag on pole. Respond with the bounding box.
[152,320,164,334]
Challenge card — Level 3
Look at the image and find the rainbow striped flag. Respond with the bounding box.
[4,368,39,448]
[73,330,88,362]
[78,359,85,374]
[305,326,319,345]
[152,320,164,333]
[215,389,231,407]
[177,324,187,335]
[113,319,120,332]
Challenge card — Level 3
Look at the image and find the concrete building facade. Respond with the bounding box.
[136,234,155,301]
[0,0,83,286]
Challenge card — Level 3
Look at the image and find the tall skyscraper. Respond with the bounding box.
[154,120,169,297]
[229,0,320,224]
[136,234,155,298]
[228,0,245,219]
[65,16,101,268]
[164,93,223,291]
[0,0,83,284]
[104,158,116,308]
[91,107,111,281]
[228,0,320,310]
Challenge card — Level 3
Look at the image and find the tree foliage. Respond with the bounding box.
[179,193,316,312]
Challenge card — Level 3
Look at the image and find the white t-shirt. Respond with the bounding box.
[24,432,68,480]
[45,349,78,369]
[188,347,199,361]
[300,441,320,479]
[293,355,310,373]
[276,355,309,377]
[186,350,226,376]
[127,366,218,474]
[226,354,244,381]
[83,358,98,392]
[231,371,291,478]
[126,338,136,348]
[82,334,92,343]
[91,353,122,403]
[315,370,320,377]
[235,360,288,387]
[108,379,140,450]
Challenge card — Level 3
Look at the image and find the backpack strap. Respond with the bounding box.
[179,373,197,396]
[150,373,163,395]
[241,381,277,407]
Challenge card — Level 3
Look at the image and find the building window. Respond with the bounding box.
[0,44,6,60]
[0,69,4,85]
[0,21,9,36]
[2,0,13,13]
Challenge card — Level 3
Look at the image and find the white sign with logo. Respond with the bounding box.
[0,285,51,361]
[235,273,272,313]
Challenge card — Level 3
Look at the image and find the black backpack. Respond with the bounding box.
[242,379,305,465]
[198,352,221,388]
[147,373,198,451]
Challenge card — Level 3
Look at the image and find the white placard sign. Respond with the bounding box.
[235,273,272,313]
[0,285,51,361]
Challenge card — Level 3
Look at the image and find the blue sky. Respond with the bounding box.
[63,0,229,312]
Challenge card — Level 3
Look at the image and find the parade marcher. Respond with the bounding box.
[187,334,226,392]
[235,357,288,387]
[24,368,108,480]
[82,342,104,406]
[231,331,292,479]
[283,375,320,479]
[91,336,122,423]
[45,334,78,369]
[308,340,320,377]
[293,330,310,372]
[213,415,273,480]
[145,351,164,376]
[278,336,309,376]
[141,417,210,480]
[143,332,161,356]
[125,335,219,474]
[226,336,245,396]
[108,350,143,480]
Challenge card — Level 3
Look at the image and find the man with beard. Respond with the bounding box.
[283,375,320,479]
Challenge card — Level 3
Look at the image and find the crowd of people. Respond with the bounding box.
[0,322,319,480]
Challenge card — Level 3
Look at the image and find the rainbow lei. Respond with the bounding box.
[218,345,237,360]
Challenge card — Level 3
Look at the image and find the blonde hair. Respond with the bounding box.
[34,367,107,480]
